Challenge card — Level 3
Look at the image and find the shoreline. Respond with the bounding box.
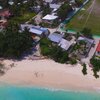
[0,81,100,93]
[0,59,100,92]
[0,82,100,94]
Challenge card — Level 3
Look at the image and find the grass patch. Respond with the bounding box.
[66,0,100,35]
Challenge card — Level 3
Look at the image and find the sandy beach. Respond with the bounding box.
[0,59,100,92]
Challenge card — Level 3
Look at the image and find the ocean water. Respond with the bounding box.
[0,85,100,100]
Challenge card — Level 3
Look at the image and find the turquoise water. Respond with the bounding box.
[0,85,100,100]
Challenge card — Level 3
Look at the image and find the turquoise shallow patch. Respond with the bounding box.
[0,85,100,100]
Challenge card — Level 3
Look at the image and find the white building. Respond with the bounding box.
[42,14,58,24]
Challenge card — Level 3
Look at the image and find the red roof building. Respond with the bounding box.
[95,41,100,57]
[96,41,100,52]
[0,9,11,18]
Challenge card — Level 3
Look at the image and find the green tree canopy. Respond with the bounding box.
[57,3,72,21]
[75,0,84,7]
[82,63,87,75]
[81,28,93,39]
[0,22,33,58]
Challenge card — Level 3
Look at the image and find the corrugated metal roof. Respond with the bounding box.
[50,4,61,9]
[59,39,72,50]
[42,14,58,20]
[29,27,43,35]
[48,33,63,43]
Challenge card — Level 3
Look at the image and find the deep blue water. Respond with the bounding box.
[0,85,100,100]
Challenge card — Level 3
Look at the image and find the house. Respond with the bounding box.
[48,32,63,43]
[20,24,34,31]
[77,37,94,45]
[77,36,95,57]
[23,0,28,4]
[50,4,61,10]
[44,0,53,3]
[42,14,58,24]
[29,5,41,13]
[33,6,41,13]
[0,9,11,18]
[29,27,49,37]
[50,3,61,14]
[8,0,14,5]
[58,38,73,51]
[95,41,100,57]
[48,32,74,51]
[20,24,49,37]
[0,9,10,28]
[70,0,75,3]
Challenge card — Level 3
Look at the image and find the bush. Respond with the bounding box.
[41,46,51,56]
[93,69,99,78]
[75,0,84,7]
[40,38,69,63]
[0,63,5,75]
[82,63,87,75]
[81,28,93,39]
[70,58,77,65]
[90,57,100,78]
[40,38,52,56]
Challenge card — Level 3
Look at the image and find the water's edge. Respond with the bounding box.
[0,84,100,100]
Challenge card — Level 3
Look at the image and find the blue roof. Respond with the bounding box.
[29,27,48,35]
[48,33,63,43]
[40,27,48,32]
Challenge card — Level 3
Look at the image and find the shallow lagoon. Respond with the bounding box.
[0,85,100,100]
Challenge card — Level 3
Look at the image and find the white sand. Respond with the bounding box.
[0,59,100,91]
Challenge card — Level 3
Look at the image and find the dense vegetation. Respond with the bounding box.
[40,38,69,64]
[40,38,78,64]
[0,22,33,58]
[75,0,85,7]
[90,57,100,78]
[57,3,73,21]
[82,63,87,75]
[42,3,51,16]
[81,28,93,39]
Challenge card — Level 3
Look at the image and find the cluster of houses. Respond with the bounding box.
[20,22,98,61]
[33,0,87,26]
[0,0,84,29]
[0,0,99,60]
[48,32,75,51]
[20,23,75,51]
